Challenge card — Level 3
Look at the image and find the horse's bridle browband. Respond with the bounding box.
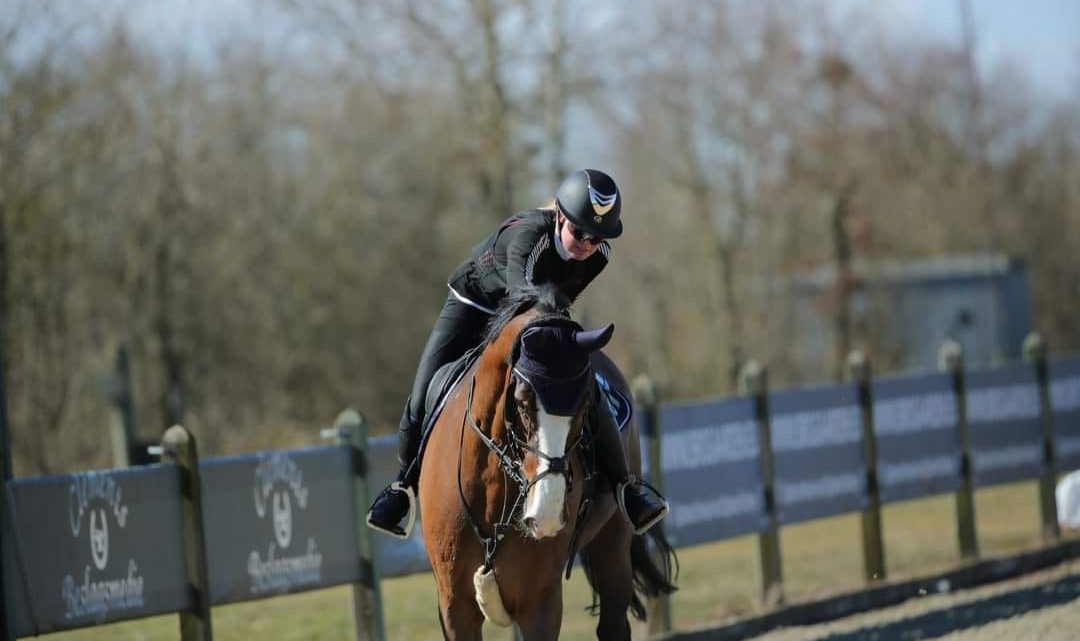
[456,367,589,570]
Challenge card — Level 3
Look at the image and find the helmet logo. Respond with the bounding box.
[588,186,617,218]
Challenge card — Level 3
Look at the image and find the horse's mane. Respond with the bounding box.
[484,283,572,345]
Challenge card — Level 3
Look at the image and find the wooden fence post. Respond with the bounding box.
[740,361,784,607]
[631,375,672,635]
[848,351,885,583]
[162,425,213,641]
[1023,332,1060,542]
[939,340,979,560]
[327,409,386,641]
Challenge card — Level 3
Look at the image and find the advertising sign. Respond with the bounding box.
[200,446,362,604]
[872,372,962,503]
[769,384,867,525]
[965,365,1043,487]
[4,466,188,636]
[658,397,766,547]
[1050,355,1080,469]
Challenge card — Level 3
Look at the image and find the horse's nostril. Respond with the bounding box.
[524,517,536,533]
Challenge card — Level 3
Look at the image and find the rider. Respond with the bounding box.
[366,169,669,539]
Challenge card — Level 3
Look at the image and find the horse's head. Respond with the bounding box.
[509,317,614,539]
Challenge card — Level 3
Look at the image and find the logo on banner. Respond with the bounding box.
[62,472,145,620]
[248,453,323,594]
[90,509,109,570]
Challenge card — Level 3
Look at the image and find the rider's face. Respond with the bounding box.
[557,214,601,261]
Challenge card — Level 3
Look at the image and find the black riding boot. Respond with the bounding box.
[366,402,422,539]
[591,396,669,534]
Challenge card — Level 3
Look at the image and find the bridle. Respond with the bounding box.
[456,363,590,571]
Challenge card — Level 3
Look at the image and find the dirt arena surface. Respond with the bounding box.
[748,558,1080,641]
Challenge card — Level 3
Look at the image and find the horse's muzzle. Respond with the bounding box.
[522,469,569,539]
[523,513,565,539]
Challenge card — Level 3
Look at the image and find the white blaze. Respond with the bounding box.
[522,409,571,538]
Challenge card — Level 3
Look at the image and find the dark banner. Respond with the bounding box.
[3,466,189,636]
[1050,355,1080,470]
[769,384,867,525]
[657,397,767,547]
[871,372,962,503]
[200,446,362,604]
[965,365,1043,487]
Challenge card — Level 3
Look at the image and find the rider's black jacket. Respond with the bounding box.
[447,209,610,312]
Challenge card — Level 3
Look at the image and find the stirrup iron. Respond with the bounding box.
[617,477,670,536]
[366,482,417,540]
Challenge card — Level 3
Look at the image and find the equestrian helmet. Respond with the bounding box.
[555,169,623,239]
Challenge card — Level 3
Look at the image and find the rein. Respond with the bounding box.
[455,370,588,570]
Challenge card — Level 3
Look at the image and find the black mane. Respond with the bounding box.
[484,283,572,345]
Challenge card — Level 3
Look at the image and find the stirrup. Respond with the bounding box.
[617,477,670,536]
[366,482,417,540]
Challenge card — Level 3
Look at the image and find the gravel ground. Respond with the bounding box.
[750,559,1080,641]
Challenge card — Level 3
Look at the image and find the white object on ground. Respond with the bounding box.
[1056,469,1080,528]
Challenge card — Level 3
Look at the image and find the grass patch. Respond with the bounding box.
[42,481,1057,640]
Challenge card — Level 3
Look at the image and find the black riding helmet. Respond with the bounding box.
[555,169,623,239]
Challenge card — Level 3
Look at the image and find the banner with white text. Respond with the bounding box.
[200,446,363,604]
[872,372,963,503]
[657,397,767,547]
[965,365,1044,487]
[4,465,189,636]
[769,384,868,525]
[1050,355,1080,470]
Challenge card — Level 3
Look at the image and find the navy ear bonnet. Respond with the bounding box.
[513,321,614,416]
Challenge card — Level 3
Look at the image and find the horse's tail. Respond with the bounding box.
[580,526,679,620]
[627,527,679,621]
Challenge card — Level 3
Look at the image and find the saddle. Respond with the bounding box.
[414,345,484,470]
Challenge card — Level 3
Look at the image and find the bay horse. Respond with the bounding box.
[419,284,677,640]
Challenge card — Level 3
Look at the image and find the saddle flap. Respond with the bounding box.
[423,344,485,426]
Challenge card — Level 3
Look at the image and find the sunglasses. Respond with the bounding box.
[565,221,603,246]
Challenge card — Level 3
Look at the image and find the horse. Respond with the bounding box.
[418,284,677,640]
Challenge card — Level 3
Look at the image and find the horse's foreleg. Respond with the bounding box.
[582,517,634,641]
[435,573,486,641]
[515,583,563,641]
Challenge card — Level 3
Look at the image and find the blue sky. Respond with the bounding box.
[119,0,1077,100]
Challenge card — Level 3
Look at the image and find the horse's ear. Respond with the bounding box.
[520,327,550,354]
[574,323,614,352]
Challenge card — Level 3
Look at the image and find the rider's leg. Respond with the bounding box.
[591,392,669,535]
[367,294,489,538]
